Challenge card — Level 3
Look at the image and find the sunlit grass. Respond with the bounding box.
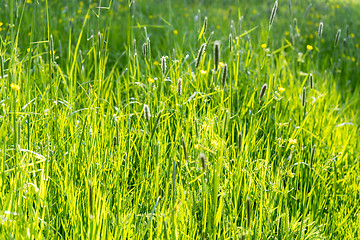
[0,0,359,239]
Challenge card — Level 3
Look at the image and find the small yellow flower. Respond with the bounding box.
[309,34,314,39]
[216,25,220,29]
[149,15,153,19]
[356,43,359,48]
[253,9,257,15]
[285,31,290,36]
[148,77,155,83]
[350,33,355,38]
[321,39,325,43]
[153,61,159,66]
[200,70,207,75]
[77,9,82,14]
[27,48,32,53]
[10,83,20,91]
[0,22,3,27]
[278,87,285,93]
[352,57,356,62]
[173,29,178,35]
[306,45,313,51]
[219,62,225,68]
[261,43,267,49]
[289,138,297,145]
[336,4,339,9]
[26,0,32,3]
[287,170,295,178]
[211,139,218,148]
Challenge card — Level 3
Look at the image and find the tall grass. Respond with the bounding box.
[0,0,359,239]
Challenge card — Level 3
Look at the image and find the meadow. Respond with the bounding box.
[0,0,360,239]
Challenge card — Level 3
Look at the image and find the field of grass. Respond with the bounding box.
[1,0,360,239]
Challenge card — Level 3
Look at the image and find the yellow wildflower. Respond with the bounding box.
[0,22,3,27]
[219,62,225,68]
[278,87,285,93]
[10,83,20,91]
[148,78,155,83]
[287,170,295,178]
[173,30,178,35]
[306,45,313,51]
[153,61,159,66]
[211,139,218,149]
[289,138,297,145]
[26,0,32,3]
[200,70,207,75]
[261,43,267,49]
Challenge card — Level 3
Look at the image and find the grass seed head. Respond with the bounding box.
[214,40,220,70]
[222,63,228,88]
[144,104,151,123]
[318,22,323,39]
[177,77,182,96]
[229,33,232,52]
[238,131,242,151]
[288,0,292,15]
[195,43,206,68]
[259,83,268,102]
[269,0,278,30]
[293,18,298,36]
[181,137,187,160]
[309,73,313,89]
[142,42,147,59]
[247,197,251,228]
[88,180,94,219]
[133,38,137,54]
[199,153,207,171]
[203,16,208,33]
[147,37,151,59]
[161,56,167,76]
[239,16,244,32]
[334,29,341,47]
[302,87,306,107]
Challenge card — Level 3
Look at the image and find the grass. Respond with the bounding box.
[0,0,360,239]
